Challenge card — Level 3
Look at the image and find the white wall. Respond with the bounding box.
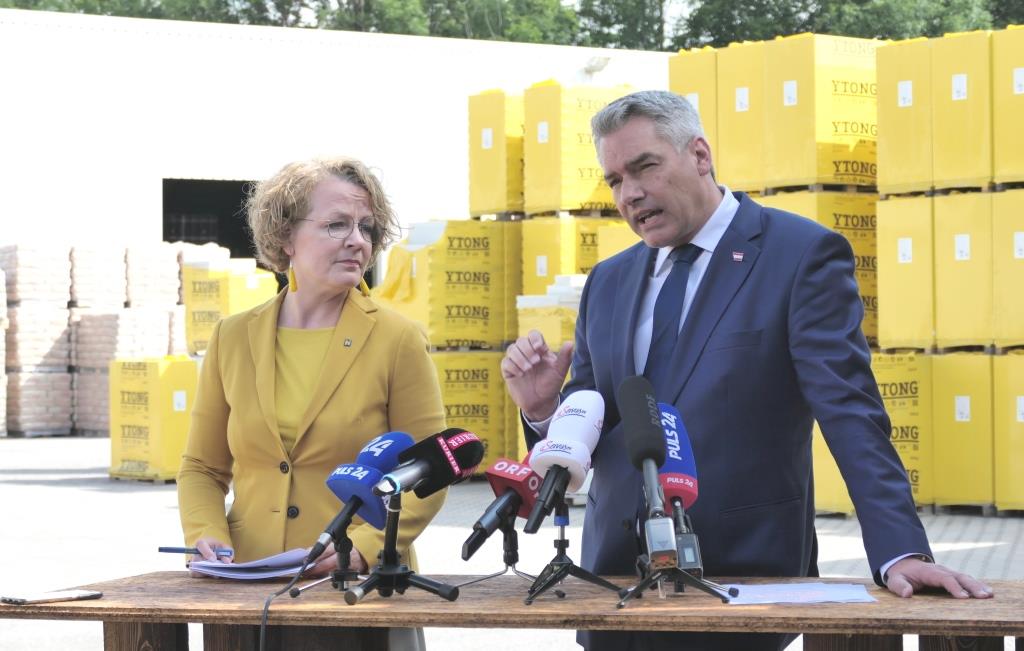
[0,9,669,246]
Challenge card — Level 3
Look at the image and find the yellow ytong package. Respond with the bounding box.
[933,193,993,348]
[374,220,520,349]
[523,81,632,214]
[716,40,765,192]
[759,191,878,344]
[668,46,718,155]
[811,422,854,515]
[877,38,933,194]
[993,190,1024,348]
[993,351,1024,510]
[521,216,624,296]
[182,258,278,355]
[109,355,198,481]
[993,26,1024,184]
[596,221,641,262]
[516,275,584,350]
[430,351,508,470]
[931,30,992,189]
[764,33,881,189]
[932,353,993,506]
[877,196,935,349]
[469,90,524,215]
[873,352,934,505]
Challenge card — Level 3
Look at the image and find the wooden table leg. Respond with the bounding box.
[203,624,389,651]
[919,636,1004,650]
[103,621,188,651]
[803,633,902,650]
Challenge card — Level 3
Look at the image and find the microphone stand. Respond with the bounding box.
[524,499,621,605]
[343,493,460,604]
[455,510,547,590]
[289,529,359,599]
[616,499,738,608]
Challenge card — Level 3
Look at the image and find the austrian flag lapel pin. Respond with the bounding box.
[732,251,744,262]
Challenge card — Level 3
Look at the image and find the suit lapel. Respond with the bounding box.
[248,290,287,453]
[611,244,653,387]
[664,194,763,405]
[292,288,377,452]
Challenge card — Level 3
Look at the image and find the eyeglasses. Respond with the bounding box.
[298,218,378,244]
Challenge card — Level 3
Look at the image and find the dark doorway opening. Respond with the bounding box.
[162,179,254,258]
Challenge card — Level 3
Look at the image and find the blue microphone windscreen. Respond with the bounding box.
[657,403,697,479]
[356,432,415,472]
[325,463,388,529]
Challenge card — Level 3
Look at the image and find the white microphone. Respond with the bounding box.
[524,390,604,532]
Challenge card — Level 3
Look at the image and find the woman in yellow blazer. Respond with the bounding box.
[177,156,446,580]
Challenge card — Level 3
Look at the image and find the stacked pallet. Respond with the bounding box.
[70,246,128,308]
[126,243,180,307]
[0,270,6,437]
[70,307,176,434]
[0,244,72,437]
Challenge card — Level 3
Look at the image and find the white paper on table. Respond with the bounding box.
[724,582,877,605]
[188,548,309,580]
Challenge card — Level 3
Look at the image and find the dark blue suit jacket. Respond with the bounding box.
[526,193,930,651]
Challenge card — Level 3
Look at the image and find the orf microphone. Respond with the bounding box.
[523,390,604,534]
[374,428,484,499]
[308,432,415,563]
[618,376,677,571]
[462,455,542,560]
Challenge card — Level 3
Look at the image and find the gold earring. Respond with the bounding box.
[288,261,298,292]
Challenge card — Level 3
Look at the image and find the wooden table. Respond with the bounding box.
[1,573,1021,650]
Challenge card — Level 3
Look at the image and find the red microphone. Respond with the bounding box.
[462,454,542,559]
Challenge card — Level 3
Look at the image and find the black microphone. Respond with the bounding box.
[618,375,677,571]
[373,428,484,499]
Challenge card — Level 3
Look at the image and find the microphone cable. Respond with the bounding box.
[258,556,315,651]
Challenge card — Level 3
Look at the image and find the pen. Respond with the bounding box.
[158,546,234,557]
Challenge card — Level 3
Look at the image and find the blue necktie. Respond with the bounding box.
[643,243,702,394]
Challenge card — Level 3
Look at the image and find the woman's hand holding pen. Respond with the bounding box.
[188,537,234,577]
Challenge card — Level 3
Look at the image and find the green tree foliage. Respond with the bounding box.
[316,0,429,34]
[673,0,815,48]
[577,0,665,49]
[419,0,575,43]
[0,0,575,43]
[988,0,1024,27]
[809,0,992,40]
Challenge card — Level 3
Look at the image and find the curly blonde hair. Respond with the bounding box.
[246,157,400,273]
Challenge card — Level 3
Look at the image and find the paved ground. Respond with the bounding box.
[1,437,1022,650]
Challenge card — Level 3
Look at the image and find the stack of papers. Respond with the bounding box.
[189,549,309,580]
[723,582,876,605]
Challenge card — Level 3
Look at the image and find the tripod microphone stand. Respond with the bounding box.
[617,499,738,608]
[524,499,620,605]
[344,493,460,605]
[288,530,361,599]
[455,510,552,591]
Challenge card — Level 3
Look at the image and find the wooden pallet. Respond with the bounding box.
[763,183,877,196]
[5,428,73,438]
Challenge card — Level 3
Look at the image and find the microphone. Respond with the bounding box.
[657,402,698,511]
[373,428,484,499]
[657,402,704,573]
[523,390,604,534]
[307,432,415,564]
[618,376,677,571]
[462,454,542,560]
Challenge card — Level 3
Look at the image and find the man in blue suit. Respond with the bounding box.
[501,90,992,651]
